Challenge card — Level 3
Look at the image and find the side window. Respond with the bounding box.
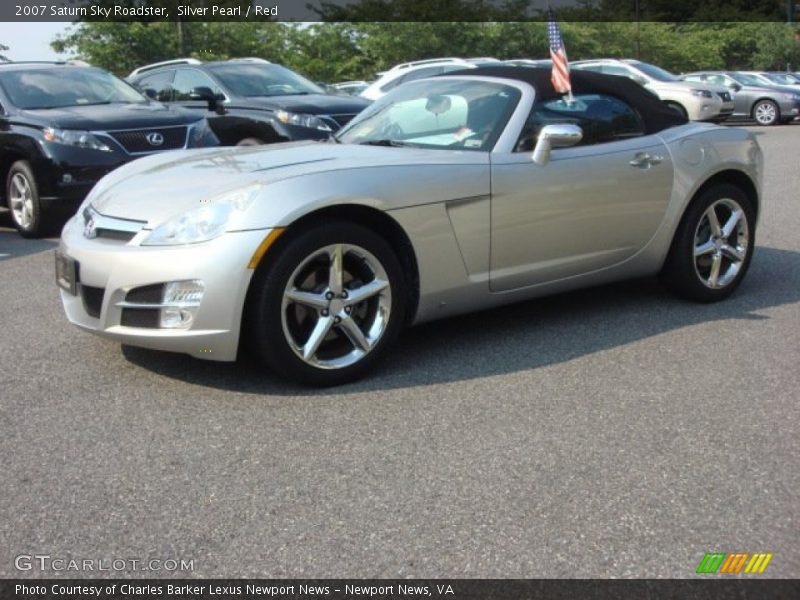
[135,70,174,102]
[683,75,705,83]
[706,74,726,86]
[515,94,645,152]
[172,69,222,101]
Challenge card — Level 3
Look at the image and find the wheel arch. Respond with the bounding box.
[0,149,33,201]
[689,169,759,220]
[246,203,421,326]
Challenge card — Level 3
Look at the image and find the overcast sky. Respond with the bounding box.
[2,23,71,61]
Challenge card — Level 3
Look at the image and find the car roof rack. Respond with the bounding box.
[128,58,202,78]
[389,57,471,72]
[225,57,271,64]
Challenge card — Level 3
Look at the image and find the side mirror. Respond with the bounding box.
[142,88,158,100]
[190,86,225,114]
[532,124,583,166]
[729,83,742,92]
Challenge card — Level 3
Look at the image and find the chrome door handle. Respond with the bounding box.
[629,152,663,168]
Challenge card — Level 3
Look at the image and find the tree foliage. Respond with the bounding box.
[52,21,800,82]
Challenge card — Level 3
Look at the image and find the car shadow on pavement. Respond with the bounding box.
[121,245,800,396]
[0,226,58,261]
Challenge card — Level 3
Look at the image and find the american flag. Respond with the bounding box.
[548,8,572,96]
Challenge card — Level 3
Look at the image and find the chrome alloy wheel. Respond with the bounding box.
[9,173,34,230]
[693,198,749,289]
[754,101,777,125]
[280,243,391,369]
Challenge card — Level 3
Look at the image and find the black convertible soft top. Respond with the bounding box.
[439,66,688,134]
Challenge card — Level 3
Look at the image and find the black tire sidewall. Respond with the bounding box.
[661,183,756,302]
[6,160,43,238]
[246,221,407,386]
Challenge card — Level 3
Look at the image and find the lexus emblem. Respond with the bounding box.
[146,132,165,146]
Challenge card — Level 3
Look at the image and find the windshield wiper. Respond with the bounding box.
[359,139,412,147]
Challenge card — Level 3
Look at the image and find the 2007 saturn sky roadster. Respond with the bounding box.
[57,67,762,386]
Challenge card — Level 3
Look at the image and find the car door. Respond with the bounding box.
[489,93,674,292]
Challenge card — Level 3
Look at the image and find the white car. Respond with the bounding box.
[360,58,476,101]
[572,59,734,122]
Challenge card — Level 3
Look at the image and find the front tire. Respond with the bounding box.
[661,184,755,302]
[752,99,779,126]
[6,160,48,238]
[236,137,265,146]
[665,101,688,120]
[246,221,407,386]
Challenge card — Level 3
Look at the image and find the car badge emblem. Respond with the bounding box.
[83,214,97,239]
[146,132,165,146]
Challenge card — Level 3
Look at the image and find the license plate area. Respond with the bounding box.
[55,251,78,296]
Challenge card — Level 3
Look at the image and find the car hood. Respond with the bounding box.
[650,80,726,93]
[231,93,370,115]
[89,141,479,225]
[20,102,202,130]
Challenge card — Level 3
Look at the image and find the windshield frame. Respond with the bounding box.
[0,66,147,110]
[334,75,532,154]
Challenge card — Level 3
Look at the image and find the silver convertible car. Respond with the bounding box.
[57,67,762,386]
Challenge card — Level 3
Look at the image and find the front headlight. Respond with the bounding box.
[275,110,333,132]
[141,184,261,246]
[43,127,112,152]
[689,89,714,98]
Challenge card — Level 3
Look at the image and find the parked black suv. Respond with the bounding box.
[0,62,219,237]
[127,58,370,146]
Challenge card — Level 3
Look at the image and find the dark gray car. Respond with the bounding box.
[682,71,800,125]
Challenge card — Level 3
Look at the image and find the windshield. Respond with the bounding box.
[628,61,680,82]
[206,63,324,97]
[335,78,521,152]
[763,73,798,85]
[732,72,770,86]
[0,67,146,110]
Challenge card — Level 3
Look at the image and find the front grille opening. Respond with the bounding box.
[95,228,137,242]
[81,285,104,318]
[121,308,160,328]
[125,284,164,304]
[108,127,188,153]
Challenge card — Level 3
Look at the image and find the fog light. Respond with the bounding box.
[160,307,195,328]
[159,280,204,329]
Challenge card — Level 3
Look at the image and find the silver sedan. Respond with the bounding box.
[57,67,762,386]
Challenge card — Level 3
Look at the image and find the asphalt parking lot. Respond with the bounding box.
[0,124,798,579]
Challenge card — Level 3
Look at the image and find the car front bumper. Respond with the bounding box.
[57,216,272,361]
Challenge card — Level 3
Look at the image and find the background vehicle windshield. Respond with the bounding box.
[0,67,146,110]
[763,73,798,85]
[206,63,324,97]
[629,61,680,82]
[732,72,770,86]
[336,78,521,151]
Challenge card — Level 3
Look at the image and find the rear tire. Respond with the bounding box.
[246,221,407,386]
[6,160,50,238]
[661,184,755,302]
